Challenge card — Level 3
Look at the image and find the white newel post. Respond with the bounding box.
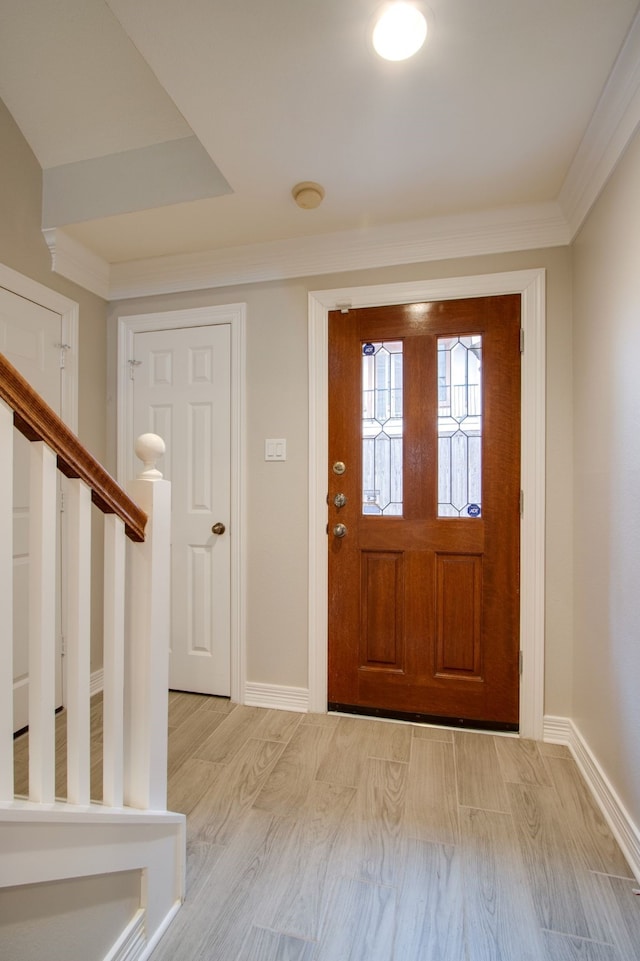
[124,434,171,811]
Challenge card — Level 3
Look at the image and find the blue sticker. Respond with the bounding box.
[467,503,481,517]
[363,342,375,355]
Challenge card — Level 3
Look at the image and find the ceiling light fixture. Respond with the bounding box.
[372,2,427,61]
[292,182,325,209]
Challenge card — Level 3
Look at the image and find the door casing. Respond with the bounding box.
[117,304,247,704]
[309,270,545,738]
[0,263,79,721]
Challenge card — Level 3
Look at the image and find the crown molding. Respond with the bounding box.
[42,228,110,300]
[559,6,640,238]
[108,202,568,300]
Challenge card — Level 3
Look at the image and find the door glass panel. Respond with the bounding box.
[437,335,482,517]
[362,341,403,515]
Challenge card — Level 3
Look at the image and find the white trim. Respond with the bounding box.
[138,901,182,961]
[116,304,247,705]
[42,228,110,301]
[104,908,146,961]
[559,6,640,238]
[108,203,567,301]
[0,263,79,433]
[543,715,640,882]
[244,682,309,713]
[308,269,546,738]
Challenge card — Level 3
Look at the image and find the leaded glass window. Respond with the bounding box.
[362,341,403,515]
[438,335,482,517]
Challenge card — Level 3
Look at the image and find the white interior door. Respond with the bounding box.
[132,324,231,696]
[0,287,63,731]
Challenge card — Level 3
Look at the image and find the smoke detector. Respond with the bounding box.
[292,182,325,209]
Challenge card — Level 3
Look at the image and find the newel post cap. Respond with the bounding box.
[135,433,165,479]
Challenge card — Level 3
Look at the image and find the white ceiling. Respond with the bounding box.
[1,0,639,290]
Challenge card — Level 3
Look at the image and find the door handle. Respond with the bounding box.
[211,522,226,535]
[333,523,348,538]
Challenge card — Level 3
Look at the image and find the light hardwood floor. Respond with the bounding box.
[14,694,640,960]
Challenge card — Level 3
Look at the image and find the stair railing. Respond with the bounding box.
[0,351,171,813]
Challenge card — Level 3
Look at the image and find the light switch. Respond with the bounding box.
[265,438,287,461]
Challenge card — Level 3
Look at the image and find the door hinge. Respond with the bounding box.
[128,359,142,380]
[519,328,525,353]
[60,491,65,513]
[519,489,524,517]
[519,650,523,675]
[56,343,71,369]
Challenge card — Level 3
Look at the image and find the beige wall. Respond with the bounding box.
[109,245,574,715]
[573,128,640,827]
[0,98,108,671]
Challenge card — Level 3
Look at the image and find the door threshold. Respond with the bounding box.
[328,702,519,734]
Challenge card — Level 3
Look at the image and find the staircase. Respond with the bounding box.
[0,353,184,961]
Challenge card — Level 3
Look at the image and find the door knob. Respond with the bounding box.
[333,493,348,508]
[333,523,348,538]
[211,522,226,535]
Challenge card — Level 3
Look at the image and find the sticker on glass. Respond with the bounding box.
[363,342,376,356]
[467,504,481,517]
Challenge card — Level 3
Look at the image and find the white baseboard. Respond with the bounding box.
[138,901,182,961]
[244,682,309,713]
[91,668,104,696]
[104,909,146,961]
[544,715,640,881]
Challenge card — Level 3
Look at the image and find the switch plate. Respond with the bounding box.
[265,438,287,461]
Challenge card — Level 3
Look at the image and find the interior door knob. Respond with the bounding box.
[333,523,347,538]
[211,522,226,535]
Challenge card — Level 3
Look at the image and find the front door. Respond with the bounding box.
[132,323,231,696]
[0,286,64,731]
[328,295,521,730]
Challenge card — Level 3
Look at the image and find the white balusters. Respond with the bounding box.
[125,434,171,811]
[2,425,170,814]
[65,477,92,805]
[0,401,14,802]
[103,513,126,808]
[28,442,58,803]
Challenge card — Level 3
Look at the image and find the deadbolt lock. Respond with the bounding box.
[332,461,346,475]
[333,493,347,508]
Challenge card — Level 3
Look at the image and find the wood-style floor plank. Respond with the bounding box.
[460,805,549,960]
[588,873,640,961]
[253,724,337,815]
[255,780,355,941]
[454,730,510,812]
[403,738,459,844]
[315,877,396,961]
[411,723,454,742]
[315,716,381,787]
[494,735,553,786]
[167,707,228,776]
[331,757,408,887]
[544,757,633,879]
[193,705,269,764]
[393,840,464,961]
[167,757,224,816]
[233,927,317,961]
[188,737,286,846]
[508,782,614,944]
[541,930,621,961]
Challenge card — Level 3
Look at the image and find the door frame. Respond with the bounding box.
[0,262,79,716]
[116,304,247,704]
[308,269,545,738]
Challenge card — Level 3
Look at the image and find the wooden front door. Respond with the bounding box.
[328,295,521,730]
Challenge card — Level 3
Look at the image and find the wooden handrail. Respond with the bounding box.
[0,353,146,541]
